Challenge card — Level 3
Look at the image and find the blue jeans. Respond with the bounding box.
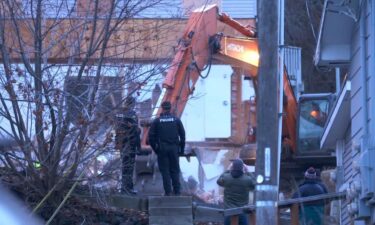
[224,213,248,225]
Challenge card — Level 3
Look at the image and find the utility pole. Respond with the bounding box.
[255,0,280,224]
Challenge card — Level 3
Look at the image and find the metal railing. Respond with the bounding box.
[194,191,346,225]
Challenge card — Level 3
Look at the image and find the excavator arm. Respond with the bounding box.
[153,5,257,117]
[142,4,297,153]
[142,4,256,146]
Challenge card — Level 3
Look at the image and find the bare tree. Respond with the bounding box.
[0,0,182,222]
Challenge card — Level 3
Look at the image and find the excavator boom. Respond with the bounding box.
[142,4,297,153]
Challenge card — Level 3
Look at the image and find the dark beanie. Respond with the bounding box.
[161,101,171,110]
[232,159,244,171]
[304,167,317,179]
[230,159,244,178]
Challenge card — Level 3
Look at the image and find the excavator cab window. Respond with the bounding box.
[297,98,330,153]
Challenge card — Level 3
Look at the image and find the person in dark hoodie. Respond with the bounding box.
[115,96,141,195]
[293,167,328,225]
[217,159,255,225]
[148,101,185,196]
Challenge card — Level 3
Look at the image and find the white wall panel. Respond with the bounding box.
[181,65,232,140]
[204,66,232,138]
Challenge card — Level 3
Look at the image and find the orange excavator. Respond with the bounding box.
[143,4,305,153]
[135,4,335,194]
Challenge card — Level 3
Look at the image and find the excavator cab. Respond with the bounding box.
[293,93,336,163]
[279,93,336,184]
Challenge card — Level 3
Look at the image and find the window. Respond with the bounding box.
[298,99,330,152]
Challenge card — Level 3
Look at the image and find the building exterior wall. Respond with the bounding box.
[340,0,374,224]
[340,129,352,225]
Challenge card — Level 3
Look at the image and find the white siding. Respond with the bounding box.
[136,0,183,18]
[365,3,373,137]
[349,27,364,140]
[367,1,375,140]
[342,137,354,225]
[342,1,373,223]
[222,0,257,18]
[343,14,355,225]
[139,0,257,19]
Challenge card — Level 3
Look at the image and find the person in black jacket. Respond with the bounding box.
[292,167,328,225]
[115,96,141,195]
[148,101,186,196]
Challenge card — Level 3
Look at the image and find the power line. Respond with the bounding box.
[305,0,317,43]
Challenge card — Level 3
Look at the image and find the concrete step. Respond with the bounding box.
[148,196,193,225]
